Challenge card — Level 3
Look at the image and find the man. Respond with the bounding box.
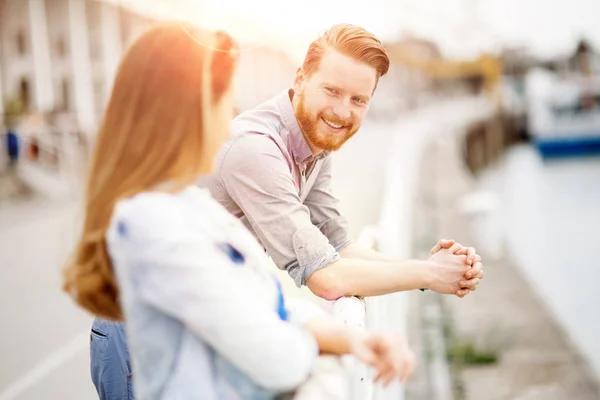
[207,23,483,301]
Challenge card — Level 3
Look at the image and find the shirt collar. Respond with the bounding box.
[276,89,329,165]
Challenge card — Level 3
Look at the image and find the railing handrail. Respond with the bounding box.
[329,227,379,399]
[12,122,88,200]
[331,96,495,400]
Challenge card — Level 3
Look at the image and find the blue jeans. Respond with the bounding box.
[90,318,134,399]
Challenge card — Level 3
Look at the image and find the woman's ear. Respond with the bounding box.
[211,31,237,99]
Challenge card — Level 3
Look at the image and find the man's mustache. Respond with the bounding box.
[319,113,353,127]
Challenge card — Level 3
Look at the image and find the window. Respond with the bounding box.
[119,9,131,47]
[16,29,27,55]
[61,78,71,112]
[94,80,104,113]
[19,78,30,109]
[90,37,100,61]
[56,37,67,58]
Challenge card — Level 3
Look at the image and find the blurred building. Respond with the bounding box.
[375,34,502,116]
[564,39,600,77]
[0,0,296,197]
[499,47,536,78]
[373,35,444,116]
[0,0,296,137]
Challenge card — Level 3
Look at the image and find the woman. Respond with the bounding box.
[63,24,414,399]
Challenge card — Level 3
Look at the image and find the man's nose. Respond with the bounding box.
[332,103,351,120]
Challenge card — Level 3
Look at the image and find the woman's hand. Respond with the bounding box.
[350,331,415,386]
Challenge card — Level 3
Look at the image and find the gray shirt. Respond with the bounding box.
[208,89,351,287]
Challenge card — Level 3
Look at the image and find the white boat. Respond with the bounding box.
[526,68,600,157]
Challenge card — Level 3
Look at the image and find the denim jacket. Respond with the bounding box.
[106,186,324,399]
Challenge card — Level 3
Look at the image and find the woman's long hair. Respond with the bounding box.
[62,23,237,320]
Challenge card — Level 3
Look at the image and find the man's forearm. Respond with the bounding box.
[339,241,395,262]
[306,257,432,300]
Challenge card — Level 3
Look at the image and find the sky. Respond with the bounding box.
[120,0,600,61]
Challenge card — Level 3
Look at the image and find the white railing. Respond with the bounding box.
[330,96,495,400]
[15,122,87,200]
[329,227,378,399]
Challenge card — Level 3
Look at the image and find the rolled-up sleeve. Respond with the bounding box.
[304,156,351,251]
[219,135,340,287]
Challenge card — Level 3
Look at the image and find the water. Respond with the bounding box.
[478,144,600,378]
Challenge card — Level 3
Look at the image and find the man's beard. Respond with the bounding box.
[295,93,359,152]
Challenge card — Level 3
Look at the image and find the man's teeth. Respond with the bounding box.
[322,118,343,129]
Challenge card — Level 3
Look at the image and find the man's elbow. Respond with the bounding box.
[306,266,345,301]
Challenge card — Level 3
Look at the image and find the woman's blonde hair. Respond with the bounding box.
[62,23,237,320]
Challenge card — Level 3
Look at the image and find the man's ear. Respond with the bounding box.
[293,67,305,90]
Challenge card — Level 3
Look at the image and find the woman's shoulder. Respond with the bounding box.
[108,185,217,243]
